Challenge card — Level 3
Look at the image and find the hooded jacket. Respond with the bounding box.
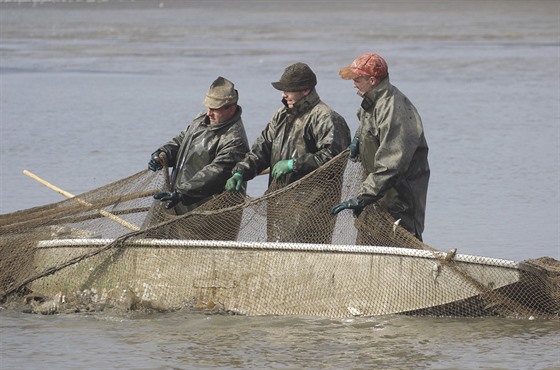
[356,76,430,237]
[160,106,249,214]
[233,89,351,187]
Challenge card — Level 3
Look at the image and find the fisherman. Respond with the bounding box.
[331,52,430,241]
[225,62,350,191]
[148,76,250,215]
[225,62,351,243]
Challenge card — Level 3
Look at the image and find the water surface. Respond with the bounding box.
[1,1,559,369]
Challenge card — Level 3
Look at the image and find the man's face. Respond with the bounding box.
[207,105,236,124]
[352,76,375,96]
[282,90,309,108]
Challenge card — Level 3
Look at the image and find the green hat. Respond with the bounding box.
[203,77,238,109]
[271,63,317,92]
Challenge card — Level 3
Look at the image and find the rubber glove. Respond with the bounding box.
[330,195,377,217]
[153,191,182,209]
[225,173,243,191]
[348,138,359,162]
[271,159,294,179]
[148,150,164,171]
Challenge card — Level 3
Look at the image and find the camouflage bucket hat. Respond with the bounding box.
[271,62,317,92]
[203,77,238,109]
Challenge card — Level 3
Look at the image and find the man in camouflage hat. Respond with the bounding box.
[225,62,351,243]
[148,76,250,215]
[331,52,430,241]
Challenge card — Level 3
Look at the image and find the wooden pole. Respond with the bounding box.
[23,169,140,231]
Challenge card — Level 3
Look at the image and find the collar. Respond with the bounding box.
[282,89,321,116]
[361,76,390,111]
[203,106,242,130]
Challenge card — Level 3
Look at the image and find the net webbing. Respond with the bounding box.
[0,152,558,319]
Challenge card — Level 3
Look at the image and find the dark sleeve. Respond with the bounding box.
[176,124,249,198]
[233,117,277,181]
[359,97,423,198]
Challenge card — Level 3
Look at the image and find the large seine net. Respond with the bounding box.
[1,152,558,319]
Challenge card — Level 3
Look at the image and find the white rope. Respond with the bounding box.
[37,238,519,269]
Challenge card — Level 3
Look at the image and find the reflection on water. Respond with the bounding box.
[0,1,559,369]
[1,309,559,369]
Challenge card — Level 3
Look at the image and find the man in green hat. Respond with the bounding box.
[225,63,351,243]
[225,62,350,190]
[148,76,250,215]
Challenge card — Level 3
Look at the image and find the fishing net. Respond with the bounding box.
[1,151,558,319]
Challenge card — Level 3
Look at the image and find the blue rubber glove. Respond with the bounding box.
[271,159,294,179]
[331,195,377,217]
[153,191,182,209]
[148,150,164,171]
[348,138,359,162]
[225,173,243,191]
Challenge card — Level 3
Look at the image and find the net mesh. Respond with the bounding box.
[1,152,558,319]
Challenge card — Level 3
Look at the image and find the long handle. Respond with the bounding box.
[23,169,140,231]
